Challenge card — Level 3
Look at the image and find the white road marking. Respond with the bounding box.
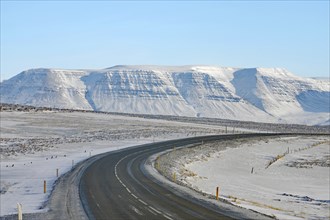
[114,149,176,219]
[138,199,147,206]
[129,205,144,216]
[164,214,174,220]
[149,206,161,214]
[148,208,157,215]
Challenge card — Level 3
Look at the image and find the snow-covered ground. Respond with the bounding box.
[168,136,330,219]
[0,111,230,217]
[1,110,329,218]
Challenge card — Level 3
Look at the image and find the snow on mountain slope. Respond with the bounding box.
[231,68,329,124]
[318,119,330,126]
[0,66,329,125]
[81,69,196,116]
[0,69,93,110]
[171,71,274,121]
[297,90,330,113]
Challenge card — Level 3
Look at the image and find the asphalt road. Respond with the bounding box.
[80,134,274,220]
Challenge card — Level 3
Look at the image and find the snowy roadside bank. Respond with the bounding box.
[155,135,330,219]
[144,140,274,220]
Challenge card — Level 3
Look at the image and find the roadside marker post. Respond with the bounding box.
[17,203,22,220]
[173,172,176,182]
[216,187,219,200]
[56,168,59,177]
[43,180,46,194]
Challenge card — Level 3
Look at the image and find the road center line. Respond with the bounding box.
[114,149,171,218]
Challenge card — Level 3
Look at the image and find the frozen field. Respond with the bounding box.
[0,111,230,217]
[159,136,330,219]
[1,109,329,218]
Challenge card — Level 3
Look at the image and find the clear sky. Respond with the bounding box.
[1,1,329,80]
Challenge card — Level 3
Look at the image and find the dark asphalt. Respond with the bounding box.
[79,134,274,220]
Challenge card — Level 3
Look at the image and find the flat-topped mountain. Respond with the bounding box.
[1,65,329,125]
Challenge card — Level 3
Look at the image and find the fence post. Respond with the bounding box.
[216,187,219,200]
[43,180,46,193]
[17,203,22,220]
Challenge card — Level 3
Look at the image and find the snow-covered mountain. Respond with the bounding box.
[1,65,329,125]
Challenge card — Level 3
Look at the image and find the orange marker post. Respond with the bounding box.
[216,186,219,200]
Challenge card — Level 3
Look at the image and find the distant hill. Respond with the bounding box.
[1,65,329,125]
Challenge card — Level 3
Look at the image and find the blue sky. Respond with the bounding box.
[1,1,329,80]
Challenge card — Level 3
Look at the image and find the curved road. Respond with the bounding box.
[80,134,274,220]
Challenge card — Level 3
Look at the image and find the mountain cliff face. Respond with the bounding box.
[0,69,92,110]
[1,65,329,125]
[231,68,329,124]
